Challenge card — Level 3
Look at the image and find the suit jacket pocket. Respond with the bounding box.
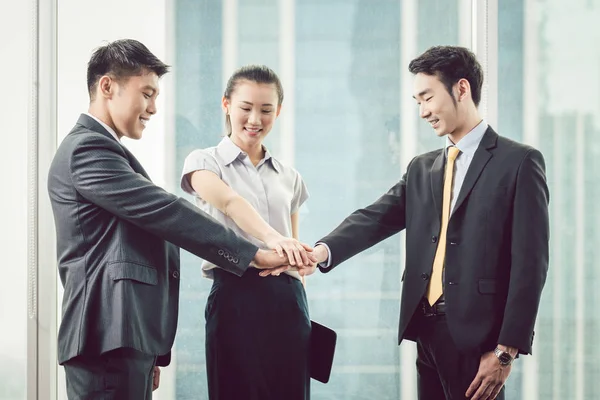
[108,261,158,286]
[478,279,497,294]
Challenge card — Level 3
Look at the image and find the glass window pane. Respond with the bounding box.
[498,1,600,399]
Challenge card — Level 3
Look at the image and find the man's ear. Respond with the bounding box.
[456,78,471,102]
[98,75,114,99]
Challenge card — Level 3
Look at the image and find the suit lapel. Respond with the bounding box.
[430,150,445,220]
[451,127,498,214]
[76,113,151,180]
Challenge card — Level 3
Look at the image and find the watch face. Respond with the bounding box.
[498,353,512,365]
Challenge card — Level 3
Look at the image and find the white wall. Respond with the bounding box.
[57,0,174,189]
[0,0,32,397]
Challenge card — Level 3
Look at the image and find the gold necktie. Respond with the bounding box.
[426,146,460,306]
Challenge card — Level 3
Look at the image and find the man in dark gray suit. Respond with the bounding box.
[47,39,308,399]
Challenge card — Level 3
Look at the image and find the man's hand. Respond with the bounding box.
[152,366,160,391]
[259,243,329,278]
[465,351,512,399]
[252,248,290,270]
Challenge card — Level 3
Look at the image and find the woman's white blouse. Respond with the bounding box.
[181,136,309,280]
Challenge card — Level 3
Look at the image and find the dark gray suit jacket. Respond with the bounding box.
[319,127,549,355]
[48,114,258,366]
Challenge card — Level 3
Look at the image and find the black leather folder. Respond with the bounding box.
[309,320,337,383]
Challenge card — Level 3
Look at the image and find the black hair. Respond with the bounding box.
[87,39,170,99]
[408,46,483,106]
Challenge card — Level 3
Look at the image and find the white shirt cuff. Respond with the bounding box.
[315,242,332,269]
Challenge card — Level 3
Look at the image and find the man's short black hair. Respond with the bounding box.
[408,46,484,107]
[87,39,170,99]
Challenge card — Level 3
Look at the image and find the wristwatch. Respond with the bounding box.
[493,347,514,366]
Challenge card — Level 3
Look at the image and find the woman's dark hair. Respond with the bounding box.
[87,39,170,100]
[223,65,284,135]
[408,46,483,107]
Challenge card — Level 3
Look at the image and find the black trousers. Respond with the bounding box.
[415,314,505,400]
[63,348,156,400]
[206,268,311,400]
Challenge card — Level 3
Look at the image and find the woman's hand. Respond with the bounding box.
[264,234,316,267]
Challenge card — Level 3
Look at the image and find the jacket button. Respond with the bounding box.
[172,271,180,279]
[421,273,429,281]
[218,250,224,256]
[233,258,239,264]
[431,236,437,243]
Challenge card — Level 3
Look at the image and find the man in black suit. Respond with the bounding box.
[275,46,549,399]
[47,39,309,399]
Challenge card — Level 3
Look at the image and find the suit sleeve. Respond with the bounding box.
[498,149,550,354]
[318,162,410,272]
[69,134,258,276]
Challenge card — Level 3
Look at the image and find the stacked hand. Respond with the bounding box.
[255,243,330,278]
[264,234,314,267]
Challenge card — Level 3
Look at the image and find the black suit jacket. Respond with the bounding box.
[48,114,259,366]
[319,127,549,355]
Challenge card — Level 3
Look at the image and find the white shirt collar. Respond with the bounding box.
[216,136,280,173]
[85,112,121,142]
[445,119,487,157]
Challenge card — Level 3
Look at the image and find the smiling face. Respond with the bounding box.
[223,79,281,148]
[412,72,463,138]
[98,69,160,140]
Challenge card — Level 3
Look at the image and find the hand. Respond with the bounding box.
[264,234,316,266]
[259,244,329,278]
[152,366,160,391]
[466,351,511,399]
[252,248,289,270]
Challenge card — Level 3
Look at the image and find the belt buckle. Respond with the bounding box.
[422,301,435,317]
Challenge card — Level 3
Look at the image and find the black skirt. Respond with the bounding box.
[206,267,311,400]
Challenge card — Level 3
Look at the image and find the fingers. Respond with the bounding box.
[298,264,317,277]
[297,244,311,265]
[465,374,482,398]
[470,382,489,400]
[259,265,292,277]
[476,381,495,400]
[489,383,503,399]
[301,242,314,252]
[282,246,297,266]
[275,244,284,258]
[283,241,312,266]
[152,366,160,391]
[292,246,303,266]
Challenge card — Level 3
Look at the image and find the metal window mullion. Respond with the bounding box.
[399,0,418,399]
[278,0,295,166]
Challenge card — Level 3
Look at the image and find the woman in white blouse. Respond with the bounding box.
[181,65,316,400]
